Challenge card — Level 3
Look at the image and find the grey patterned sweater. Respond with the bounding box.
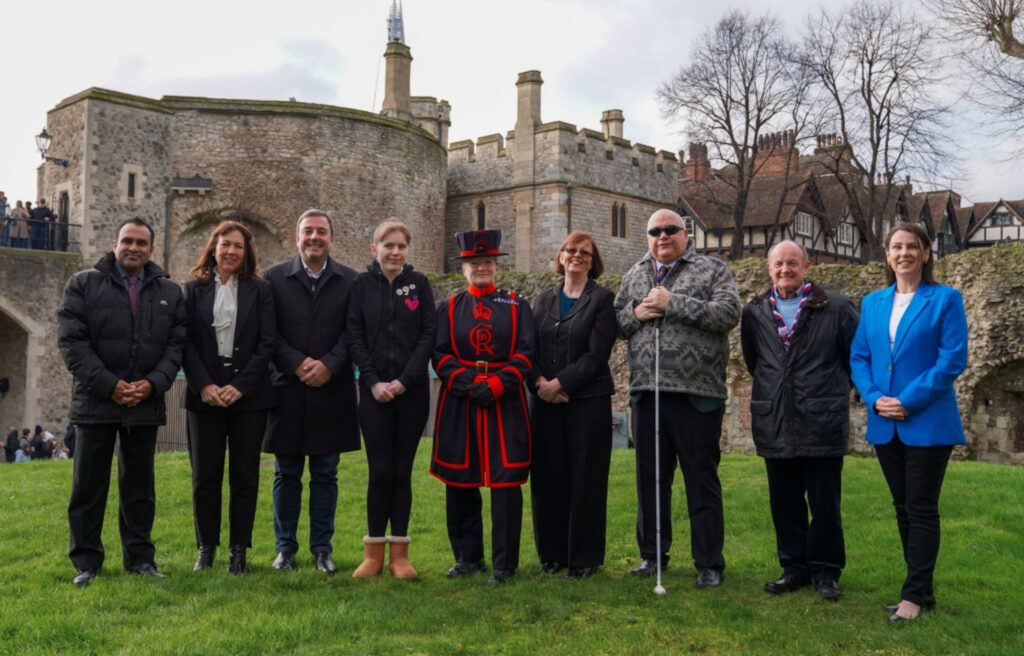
[614,243,740,398]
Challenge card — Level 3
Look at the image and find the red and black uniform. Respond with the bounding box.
[431,283,534,570]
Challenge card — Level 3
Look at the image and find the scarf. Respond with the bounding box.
[768,280,812,350]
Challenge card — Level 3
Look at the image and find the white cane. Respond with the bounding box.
[653,320,665,596]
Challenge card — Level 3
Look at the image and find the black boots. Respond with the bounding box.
[228,545,248,575]
[194,545,216,571]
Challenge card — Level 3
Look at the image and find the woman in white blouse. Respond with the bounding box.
[183,221,277,575]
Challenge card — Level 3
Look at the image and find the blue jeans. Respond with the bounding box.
[272,454,340,555]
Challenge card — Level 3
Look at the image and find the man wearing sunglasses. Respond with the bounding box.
[614,209,740,588]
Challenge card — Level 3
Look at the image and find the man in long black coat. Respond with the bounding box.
[263,209,359,575]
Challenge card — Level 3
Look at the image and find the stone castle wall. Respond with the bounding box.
[0,248,83,434]
[42,89,448,280]
[446,123,678,273]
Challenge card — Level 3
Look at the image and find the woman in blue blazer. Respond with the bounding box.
[183,221,277,575]
[850,223,967,623]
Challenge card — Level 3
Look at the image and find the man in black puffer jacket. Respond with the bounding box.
[57,217,186,587]
[741,240,858,603]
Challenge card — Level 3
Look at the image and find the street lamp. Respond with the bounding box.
[35,128,69,167]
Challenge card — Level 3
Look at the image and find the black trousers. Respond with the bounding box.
[875,435,953,605]
[632,391,725,571]
[68,424,158,571]
[764,456,845,582]
[530,395,612,569]
[358,381,429,537]
[187,409,267,548]
[445,485,522,572]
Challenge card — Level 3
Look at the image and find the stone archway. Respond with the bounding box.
[967,359,1024,464]
[170,209,291,282]
[0,297,46,450]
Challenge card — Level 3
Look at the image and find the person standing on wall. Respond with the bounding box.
[29,198,56,250]
[740,240,858,602]
[58,217,186,587]
[613,209,740,588]
[346,219,436,580]
[182,220,277,575]
[263,209,360,575]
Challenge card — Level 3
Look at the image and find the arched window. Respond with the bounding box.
[476,201,486,230]
[611,203,619,237]
[618,203,627,238]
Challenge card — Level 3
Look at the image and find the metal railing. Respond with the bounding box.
[0,218,81,252]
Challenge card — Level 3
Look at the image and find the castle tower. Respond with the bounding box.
[381,0,412,121]
[514,70,542,270]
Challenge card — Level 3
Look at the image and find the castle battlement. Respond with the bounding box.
[448,118,677,201]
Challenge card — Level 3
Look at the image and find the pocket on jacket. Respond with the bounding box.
[798,396,849,445]
[750,399,772,415]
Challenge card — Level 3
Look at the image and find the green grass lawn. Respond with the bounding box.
[1,447,1022,655]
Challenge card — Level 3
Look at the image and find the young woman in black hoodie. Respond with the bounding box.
[345,220,436,579]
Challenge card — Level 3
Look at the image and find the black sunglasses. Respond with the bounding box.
[647,225,684,237]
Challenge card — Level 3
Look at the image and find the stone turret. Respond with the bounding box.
[381,1,412,121]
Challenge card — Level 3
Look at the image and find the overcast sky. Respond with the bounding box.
[2,0,1021,207]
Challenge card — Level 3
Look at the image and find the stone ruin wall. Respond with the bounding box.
[429,242,1024,464]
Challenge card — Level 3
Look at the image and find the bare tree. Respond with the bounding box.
[658,11,810,260]
[801,0,951,261]
[930,0,1024,56]
[928,0,1024,142]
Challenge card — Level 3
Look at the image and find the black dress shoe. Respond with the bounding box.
[193,546,216,571]
[566,566,596,580]
[541,561,564,574]
[446,560,486,579]
[315,551,337,575]
[696,568,722,588]
[272,551,295,571]
[630,559,667,577]
[488,569,516,584]
[126,562,166,578]
[228,546,248,576]
[816,578,842,601]
[764,573,810,595]
[72,569,97,587]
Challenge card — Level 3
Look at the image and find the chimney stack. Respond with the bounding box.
[685,142,710,182]
[515,70,543,128]
[600,109,625,139]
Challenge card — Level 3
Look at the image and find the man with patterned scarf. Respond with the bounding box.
[614,209,740,589]
[740,240,858,602]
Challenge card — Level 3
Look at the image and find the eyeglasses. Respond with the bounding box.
[647,225,684,238]
[563,247,593,258]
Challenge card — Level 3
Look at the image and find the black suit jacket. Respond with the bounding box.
[262,255,360,456]
[530,279,616,398]
[182,277,277,413]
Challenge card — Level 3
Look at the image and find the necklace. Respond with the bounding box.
[894,292,914,309]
